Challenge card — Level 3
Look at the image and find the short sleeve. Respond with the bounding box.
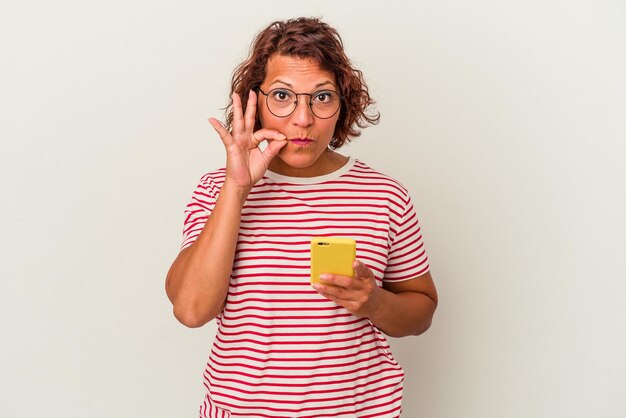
[180,176,220,251]
[384,194,430,282]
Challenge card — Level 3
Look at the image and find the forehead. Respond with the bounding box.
[263,54,336,89]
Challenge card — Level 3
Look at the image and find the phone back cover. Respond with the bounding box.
[310,237,356,283]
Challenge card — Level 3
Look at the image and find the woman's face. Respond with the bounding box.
[257,54,341,176]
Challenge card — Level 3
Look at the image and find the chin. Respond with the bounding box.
[276,149,322,168]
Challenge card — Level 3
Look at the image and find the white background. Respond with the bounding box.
[1,1,625,417]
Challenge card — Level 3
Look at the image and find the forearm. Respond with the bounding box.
[369,289,437,338]
[166,182,248,327]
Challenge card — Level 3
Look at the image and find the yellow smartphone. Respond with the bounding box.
[310,237,356,284]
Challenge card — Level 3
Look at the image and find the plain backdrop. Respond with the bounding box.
[1,1,625,417]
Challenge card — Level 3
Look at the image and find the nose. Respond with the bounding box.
[290,97,314,127]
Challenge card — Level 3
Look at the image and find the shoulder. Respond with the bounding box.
[197,167,227,188]
[187,168,226,206]
[350,159,411,203]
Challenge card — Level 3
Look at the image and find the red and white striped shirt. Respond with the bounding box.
[181,158,430,418]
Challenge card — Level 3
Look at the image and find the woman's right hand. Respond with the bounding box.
[208,90,287,191]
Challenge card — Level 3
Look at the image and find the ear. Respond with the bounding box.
[255,99,265,130]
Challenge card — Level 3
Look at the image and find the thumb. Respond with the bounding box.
[262,138,288,162]
[353,260,373,279]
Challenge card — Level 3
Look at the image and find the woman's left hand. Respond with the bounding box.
[312,260,382,318]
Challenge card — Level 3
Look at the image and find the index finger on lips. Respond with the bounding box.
[253,128,287,145]
[244,90,257,133]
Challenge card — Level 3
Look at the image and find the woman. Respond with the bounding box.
[166,17,438,418]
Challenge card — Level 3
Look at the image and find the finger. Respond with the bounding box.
[244,90,257,132]
[319,273,355,289]
[313,287,345,306]
[252,128,287,146]
[231,93,245,134]
[261,139,288,165]
[312,282,349,300]
[208,118,232,146]
[353,260,373,280]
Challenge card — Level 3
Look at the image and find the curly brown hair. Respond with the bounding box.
[224,17,379,149]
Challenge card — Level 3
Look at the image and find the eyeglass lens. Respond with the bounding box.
[266,88,340,118]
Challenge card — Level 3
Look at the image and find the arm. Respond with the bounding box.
[312,262,438,338]
[371,271,438,337]
[166,91,286,328]
[165,183,250,328]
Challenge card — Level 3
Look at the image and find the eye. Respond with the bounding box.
[271,89,294,102]
[313,91,335,103]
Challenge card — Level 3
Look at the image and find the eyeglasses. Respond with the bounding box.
[256,87,341,119]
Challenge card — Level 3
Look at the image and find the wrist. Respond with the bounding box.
[367,285,388,322]
[221,181,251,205]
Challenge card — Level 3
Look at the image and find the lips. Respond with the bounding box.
[289,138,313,145]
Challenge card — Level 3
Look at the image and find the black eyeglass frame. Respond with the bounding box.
[256,87,342,119]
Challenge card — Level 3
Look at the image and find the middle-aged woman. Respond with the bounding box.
[166,17,438,418]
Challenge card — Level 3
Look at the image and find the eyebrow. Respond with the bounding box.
[271,79,335,89]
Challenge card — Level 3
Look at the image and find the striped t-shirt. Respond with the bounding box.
[181,157,430,418]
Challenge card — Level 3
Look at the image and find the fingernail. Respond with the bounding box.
[319,274,331,281]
